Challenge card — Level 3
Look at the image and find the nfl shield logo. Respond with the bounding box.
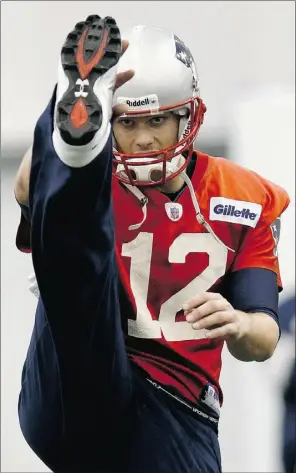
[165,203,183,222]
[171,207,179,220]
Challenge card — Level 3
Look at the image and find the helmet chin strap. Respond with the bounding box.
[121,163,234,252]
[113,107,234,251]
[180,171,235,252]
[115,153,184,183]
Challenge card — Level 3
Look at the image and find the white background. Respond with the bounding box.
[1,1,295,472]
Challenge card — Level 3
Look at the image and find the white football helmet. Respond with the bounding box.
[112,25,206,187]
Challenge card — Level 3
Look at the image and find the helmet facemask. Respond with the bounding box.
[113,96,206,187]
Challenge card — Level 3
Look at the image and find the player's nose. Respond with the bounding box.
[134,130,154,151]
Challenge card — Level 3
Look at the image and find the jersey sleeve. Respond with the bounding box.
[231,180,290,289]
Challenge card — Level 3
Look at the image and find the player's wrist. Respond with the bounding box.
[225,310,252,353]
[226,311,278,362]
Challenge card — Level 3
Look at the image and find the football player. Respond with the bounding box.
[14,15,290,473]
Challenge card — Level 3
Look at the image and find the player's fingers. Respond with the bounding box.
[114,41,133,91]
[114,69,135,91]
[186,299,230,322]
[112,103,129,118]
[121,39,129,55]
[183,292,222,312]
[204,323,237,340]
[112,41,134,101]
[191,311,232,330]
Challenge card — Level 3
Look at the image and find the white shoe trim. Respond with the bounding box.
[52,61,117,168]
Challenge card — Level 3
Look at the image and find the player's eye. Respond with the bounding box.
[118,118,135,128]
[149,117,166,126]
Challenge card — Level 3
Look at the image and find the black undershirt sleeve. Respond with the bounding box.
[222,267,280,331]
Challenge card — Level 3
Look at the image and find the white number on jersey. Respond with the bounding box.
[122,232,228,341]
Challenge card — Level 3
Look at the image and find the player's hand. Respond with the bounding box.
[112,40,134,118]
[183,292,250,341]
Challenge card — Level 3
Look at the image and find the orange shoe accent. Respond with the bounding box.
[76,27,109,80]
[70,98,89,128]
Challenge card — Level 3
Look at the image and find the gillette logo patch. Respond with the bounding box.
[117,94,159,110]
[210,197,262,227]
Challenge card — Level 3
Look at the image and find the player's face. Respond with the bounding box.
[113,112,179,155]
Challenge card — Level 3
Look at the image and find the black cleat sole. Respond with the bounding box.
[56,15,121,145]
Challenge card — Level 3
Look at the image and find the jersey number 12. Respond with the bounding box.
[122,232,228,341]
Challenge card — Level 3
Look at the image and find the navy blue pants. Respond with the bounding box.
[18,97,221,472]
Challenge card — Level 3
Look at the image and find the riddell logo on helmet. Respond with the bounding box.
[182,120,192,138]
[127,98,149,107]
[117,94,159,110]
[209,197,262,228]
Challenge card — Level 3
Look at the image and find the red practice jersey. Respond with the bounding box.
[112,151,290,410]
